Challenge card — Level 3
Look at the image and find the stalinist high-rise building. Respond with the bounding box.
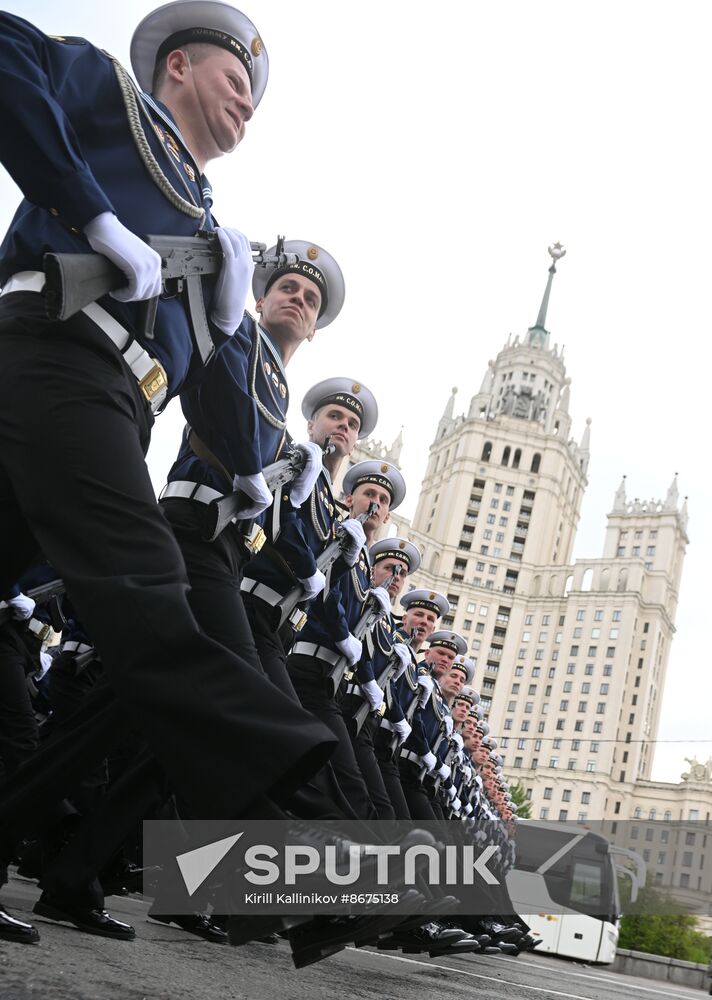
[386,246,691,823]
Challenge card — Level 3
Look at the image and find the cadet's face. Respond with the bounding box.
[308,405,360,459]
[425,645,456,678]
[451,699,469,723]
[347,483,391,527]
[441,669,465,699]
[256,274,322,343]
[188,48,254,155]
[461,717,476,738]
[402,607,438,643]
[372,558,407,599]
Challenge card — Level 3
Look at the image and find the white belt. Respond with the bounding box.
[240,578,284,607]
[61,641,92,654]
[0,271,168,413]
[27,618,52,642]
[379,718,395,732]
[160,481,224,505]
[290,641,341,667]
[345,682,362,697]
[400,749,423,765]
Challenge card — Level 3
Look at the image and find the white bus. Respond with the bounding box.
[506,821,646,964]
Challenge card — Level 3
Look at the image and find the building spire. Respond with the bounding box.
[613,475,627,513]
[528,242,566,348]
[443,386,457,420]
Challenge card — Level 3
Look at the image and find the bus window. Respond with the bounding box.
[571,861,602,909]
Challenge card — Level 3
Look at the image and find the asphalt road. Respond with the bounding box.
[0,875,706,1000]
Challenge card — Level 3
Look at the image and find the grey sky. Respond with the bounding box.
[1,1,710,783]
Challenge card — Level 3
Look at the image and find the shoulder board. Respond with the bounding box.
[49,35,87,45]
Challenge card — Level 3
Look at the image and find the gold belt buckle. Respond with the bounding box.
[31,621,52,642]
[244,524,266,555]
[288,608,308,632]
[375,702,387,718]
[138,361,168,403]
[343,669,354,682]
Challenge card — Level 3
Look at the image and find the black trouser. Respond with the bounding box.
[0,624,38,781]
[288,653,376,819]
[342,705,395,821]
[398,760,439,821]
[243,593,302,699]
[373,737,411,820]
[0,303,336,828]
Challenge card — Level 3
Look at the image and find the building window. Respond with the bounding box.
[553,738,562,749]
[578,701,588,712]
[521,721,530,732]
[586,761,595,772]
[562,789,572,801]
[504,719,513,730]
[600,683,609,694]
[612,610,622,621]
[550,757,559,768]
[567,760,576,771]
[647,546,656,556]
[514,757,523,768]
[481,442,492,461]
[570,645,579,656]
[597,703,606,714]
[574,720,583,732]
[560,700,569,711]
[563,681,572,693]
[581,792,591,804]
[594,610,604,622]
[543,787,553,799]
[558,809,568,821]
[539,807,549,819]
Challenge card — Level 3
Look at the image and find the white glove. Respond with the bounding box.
[211,227,254,335]
[369,586,391,619]
[436,763,451,781]
[336,633,362,666]
[298,569,326,601]
[447,785,457,801]
[444,715,454,735]
[339,518,366,566]
[464,802,474,816]
[232,472,272,518]
[422,751,437,772]
[451,796,462,813]
[393,719,412,745]
[38,650,53,679]
[417,671,433,707]
[289,442,323,508]
[462,765,472,783]
[361,679,384,713]
[452,731,464,750]
[392,643,411,679]
[7,593,35,621]
[84,211,162,302]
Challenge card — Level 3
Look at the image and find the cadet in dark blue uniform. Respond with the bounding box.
[0,3,338,943]
[160,241,345,671]
[342,534,418,821]
[242,378,374,698]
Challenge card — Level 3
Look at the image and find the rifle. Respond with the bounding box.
[43,233,299,362]
[352,626,416,736]
[274,501,378,631]
[324,564,403,699]
[0,578,65,631]
[202,442,336,543]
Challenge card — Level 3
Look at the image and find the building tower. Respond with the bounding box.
[393,247,689,819]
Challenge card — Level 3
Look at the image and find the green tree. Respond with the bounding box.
[618,879,712,964]
[509,782,532,819]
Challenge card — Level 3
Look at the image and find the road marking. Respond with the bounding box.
[494,955,703,999]
[354,949,600,1000]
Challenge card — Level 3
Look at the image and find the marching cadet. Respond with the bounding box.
[160,242,345,668]
[380,590,448,819]
[287,458,399,818]
[241,378,374,698]
[338,470,410,820]
[0,2,341,942]
[397,629,467,821]
[365,540,423,820]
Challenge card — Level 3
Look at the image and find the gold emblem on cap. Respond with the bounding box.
[251,37,263,56]
[429,592,436,600]
[380,463,389,473]
[307,246,319,261]
[399,540,406,549]
[351,383,361,394]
